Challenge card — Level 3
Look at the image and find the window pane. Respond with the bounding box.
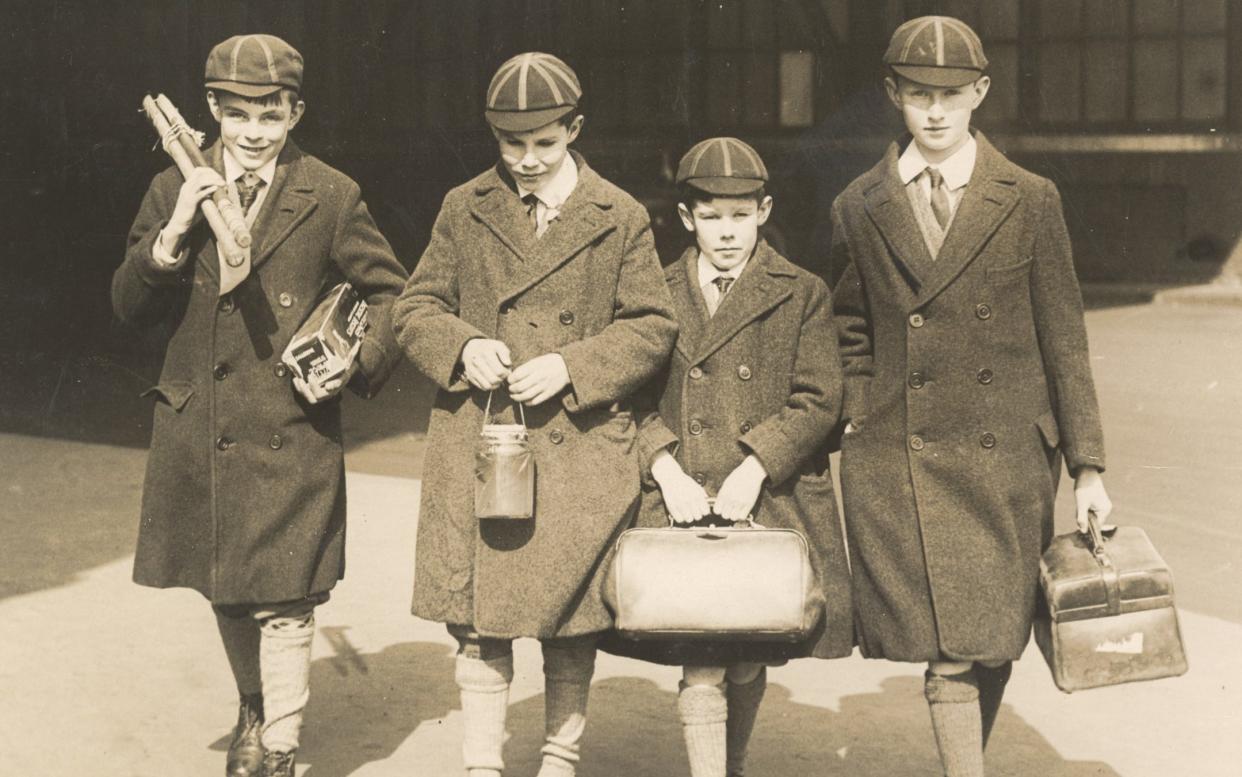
[1038,43,1082,123]
[941,0,981,31]
[1085,42,1128,122]
[779,50,815,127]
[980,0,1020,39]
[742,0,777,48]
[1183,0,1227,33]
[1040,0,1082,37]
[707,53,742,126]
[1134,0,1179,34]
[1182,38,1226,119]
[975,43,1018,122]
[1133,40,1179,120]
[1084,0,1129,36]
[742,51,776,126]
[707,0,742,47]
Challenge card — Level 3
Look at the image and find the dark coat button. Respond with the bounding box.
[737,365,752,380]
[213,363,229,381]
[688,419,704,435]
[218,296,235,314]
[693,472,706,485]
[549,429,564,444]
[909,435,925,451]
[559,310,575,325]
[269,434,283,450]
[274,364,289,378]
[279,292,293,308]
[740,421,753,434]
[689,366,704,380]
[976,303,992,320]
[215,436,232,451]
[909,312,925,328]
[977,368,994,384]
[981,432,997,449]
[500,303,513,315]
[909,371,925,389]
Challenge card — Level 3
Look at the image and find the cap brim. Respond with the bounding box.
[485,105,576,133]
[682,177,767,196]
[890,65,983,88]
[206,80,285,97]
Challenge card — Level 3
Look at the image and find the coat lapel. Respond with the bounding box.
[470,165,536,266]
[862,143,931,303]
[912,133,1020,308]
[248,142,318,271]
[691,242,795,365]
[668,247,707,359]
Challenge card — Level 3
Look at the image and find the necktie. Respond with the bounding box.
[707,275,734,316]
[522,192,540,234]
[925,166,952,229]
[237,172,265,216]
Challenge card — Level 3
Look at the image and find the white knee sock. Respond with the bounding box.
[456,652,513,777]
[537,642,596,777]
[678,681,728,777]
[258,610,315,753]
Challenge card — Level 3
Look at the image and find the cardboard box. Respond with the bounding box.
[281,282,368,387]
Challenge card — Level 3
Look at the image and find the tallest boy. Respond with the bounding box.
[830,16,1112,777]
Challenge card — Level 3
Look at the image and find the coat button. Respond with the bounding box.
[981,432,997,449]
[213,363,230,381]
[693,472,706,485]
[737,365,752,380]
[279,292,293,308]
[909,312,925,328]
[908,371,925,389]
[976,303,992,320]
[977,368,994,385]
[274,363,289,379]
[689,366,704,380]
[269,434,283,450]
[500,303,513,315]
[909,435,925,451]
[559,310,575,325]
[740,421,752,434]
[549,429,564,444]
[217,295,235,314]
[215,436,232,451]
[689,419,704,435]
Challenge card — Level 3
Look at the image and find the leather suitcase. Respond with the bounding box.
[603,522,824,642]
[1035,514,1188,692]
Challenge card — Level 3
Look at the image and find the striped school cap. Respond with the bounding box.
[676,137,769,196]
[485,52,582,132]
[884,16,988,87]
[205,34,303,97]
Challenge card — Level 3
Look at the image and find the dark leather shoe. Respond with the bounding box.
[226,693,264,777]
[262,749,297,777]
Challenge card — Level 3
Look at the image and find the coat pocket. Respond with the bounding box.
[987,257,1034,282]
[141,381,195,412]
[1035,409,1060,450]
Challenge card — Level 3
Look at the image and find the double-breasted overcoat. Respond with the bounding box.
[112,141,408,605]
[830,132,1106,662]
[392,154,677,640]
[601,242,854,666]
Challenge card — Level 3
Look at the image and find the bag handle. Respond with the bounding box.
[665,497,757,529]
[1083,510,1123,617]
[483,389,527,429]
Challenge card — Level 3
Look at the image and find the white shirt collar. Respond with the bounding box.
[697,250,751,289]
[897,135,977,191]
[517,154,578,209]
[222,146,278,186]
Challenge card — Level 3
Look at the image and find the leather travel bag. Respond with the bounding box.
[603,519,824,642]
[1035,512,1188,692]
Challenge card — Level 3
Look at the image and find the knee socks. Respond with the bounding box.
[678,681,729,777]
[214,606,262,696]
[456,651,514,777]
[537,641,596,777]
[258,610,315,754]
[924,668,984,777]
[725,668,767,777]
[976,661,1012,749]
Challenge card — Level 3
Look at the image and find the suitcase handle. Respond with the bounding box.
[1083,510,1123,616]
[666,497,756,530]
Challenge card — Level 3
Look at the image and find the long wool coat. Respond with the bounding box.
[392,154,677,640]
[112,141,408,605]
[600,242,854,666]
[830,132,1106,662]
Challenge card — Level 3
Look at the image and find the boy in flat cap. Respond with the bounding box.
[392,52,676,777]
[829,16,1112,776]
[112,34,407,777]
[600,137,852,777]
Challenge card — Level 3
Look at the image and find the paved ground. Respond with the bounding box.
[1,299,1240,776]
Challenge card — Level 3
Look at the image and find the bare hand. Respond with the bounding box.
[461,338,512,391]
[292,342,359,404]
[651,452,711,525]
[714,455,767,522]
[1074,467,1113,532]
[508,353,570,405]
[169,167,225,235]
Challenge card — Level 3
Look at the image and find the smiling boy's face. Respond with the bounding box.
[208,90,304,171]
[492,115,583,193]
[678,194,773,272]
[886,75,989,164]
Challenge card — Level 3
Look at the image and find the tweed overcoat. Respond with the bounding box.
[112,141,408,605]
[392,154,677,639]
[600,242,854,666]
[830,132,1106,663]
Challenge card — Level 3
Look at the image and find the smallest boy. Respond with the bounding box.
[602,138,853,777]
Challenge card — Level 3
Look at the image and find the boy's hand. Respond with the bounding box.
[651,451,711,525]
[164,167,225,252]
[1074,467,1113,532]
[508,353,570,405]
[293,373,344,404]
[714,455,767,522]
[461,338,512,391]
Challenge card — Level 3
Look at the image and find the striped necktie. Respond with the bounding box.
[237,172,265,216]
[925,166,952,229]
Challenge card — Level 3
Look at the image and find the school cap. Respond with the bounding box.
[205,34,303,97]
[485,52,582,132]
[676,137,769,196]
[884,16,988,87]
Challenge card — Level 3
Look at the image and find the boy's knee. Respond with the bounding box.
[448,624,513,662]
[725,662,763,685]
[683,665,728,687]
[541,636,597,681]
[924,665,979,704]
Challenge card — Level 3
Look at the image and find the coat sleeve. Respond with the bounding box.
[557,210,678,413]
[332,181,410,399]
[111,174,192,327]
[1031,180,1106,474]
[634,364,680,475]
[391,194,487,392]
[739,278,843,486]
[829,197,874,425]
